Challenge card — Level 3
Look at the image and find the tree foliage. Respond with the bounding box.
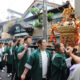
[47,12,54,22]
[34,21,43,28]
[30,8,54,28]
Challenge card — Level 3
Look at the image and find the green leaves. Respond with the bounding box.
[38,14,43,20]
[47,12,54,22]
[18,18,23,22]
[34,21,43,28]
[30,7,54,28]
[30,8,40,15]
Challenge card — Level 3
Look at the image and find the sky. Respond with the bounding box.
[0,0,74,22]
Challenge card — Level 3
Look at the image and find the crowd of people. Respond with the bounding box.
[0,35,80,80]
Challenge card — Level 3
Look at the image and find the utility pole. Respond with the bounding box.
[43,0,48,41]
[75,0,80,17]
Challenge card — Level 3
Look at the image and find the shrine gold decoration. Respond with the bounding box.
[49,3,80,47]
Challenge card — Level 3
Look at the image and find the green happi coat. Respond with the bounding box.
[0,55,1,62]
[12,45,16,60]
[25,48,52,80]
[0,48,3,62]
[1,47,6,67]
[12,46,18,68]
[7,47,14,64]
[12,46,19,75]
[17,45,28,77]
[50,53,69,80]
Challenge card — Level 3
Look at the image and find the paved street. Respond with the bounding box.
[0,67,11,80]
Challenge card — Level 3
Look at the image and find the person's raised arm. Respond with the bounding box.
[18,45,27,60]
[66,47,80,64]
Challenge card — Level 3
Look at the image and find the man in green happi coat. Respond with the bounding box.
[17,36,33,80]
[7,42,14,65]
[50,43,70,80]
[21,38,52,80]
[17,44,28,78]
[4,41,14,77]
[11,39,19,80]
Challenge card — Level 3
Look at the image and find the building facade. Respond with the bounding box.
[22,1,70,42]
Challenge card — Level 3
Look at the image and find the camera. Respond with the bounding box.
[67,48,69,50]
[66,48,77,53]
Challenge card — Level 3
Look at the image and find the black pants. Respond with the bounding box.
[0,62,3,70]
[7,63,12,73]
[42,78,47,80]
[11,65,16,80]
[14,75,20,80]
